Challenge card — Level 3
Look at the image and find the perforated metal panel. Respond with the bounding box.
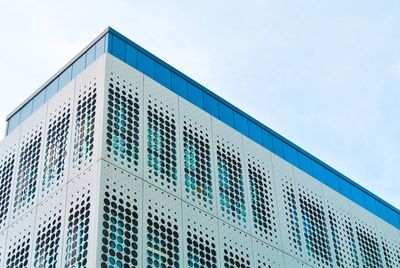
[253,238,284,268]
[273,154,305,261]
[294,168,333,267]
[39,81,74,202]
[218,221,253,268]
[183,203,219,267]
[144,77,181,196]
[70,56,106,178]
[11,105,46,223]
[96,161,143,268]
[0,129,19,231]
[212,119,250,231]
[350,201,384,268]
[283,254,309,268]
[375,216,400,268]
[4,208,35,268]
[0,229,7,268]
[102,55,144,178]
[322,185,360,267]
[243,137,281,248]
[179,98,216,215]
[142,183,183,267]
[33,186,67,267]
[62,163,99,268]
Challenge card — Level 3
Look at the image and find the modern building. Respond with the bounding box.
[0,27,398,268]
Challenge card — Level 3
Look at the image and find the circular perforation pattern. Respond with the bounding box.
[73,82,97,168]
[355,225,383,268]
[64,188,92,267]
[42,101,71,196]
[327,204,359,267]
[381,235,400,268]
[182,116,213,210]
[186,224,217,267]
[145,191,180,268]
[216,138,247,228]
[222,236,251,268]
[0,151,16,226]
[146,98,178,192]
[6,233,31,267]
[247,157,278,244]
[282,181,303,255]
[14,126,42,213]
[34,211,62,267]
[106,73,140,171]
[100,178,140,268]
[299,192,332,267]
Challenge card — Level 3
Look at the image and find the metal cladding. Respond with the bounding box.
[0,32,398,268]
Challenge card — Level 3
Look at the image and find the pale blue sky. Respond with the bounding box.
[0,0,399,208]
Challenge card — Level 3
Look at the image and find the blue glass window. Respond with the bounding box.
[155,63,171,89]
[138,52,154,78]
[95,35,106,59]
[374,201,387,219]
[72,55,86,77]
[58,66,72,89]
[126,45,138,68]
[272,136,284,158]
[86,45,96,66]
[7,112,20,134]
[311,161,326,183]
[351,187,365,206]
[283,143,298,166]
[45,78,59,101]
[386,210,400,227]
[187,84,203,109]
[19,101,33,122]
[248,121,262,144]
[298,153,313,175]
[32,90,46,112]
[203,93,218,117]
[111,35,126,61]
[262,130,274,152]
[234,112,248,135]
[171,73,187,98]
[338,179,352,197]
[324,169,340,192]
[363,194,376,214]
[218,102,234,127]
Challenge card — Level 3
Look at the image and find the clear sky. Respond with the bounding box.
[0,0,399,208]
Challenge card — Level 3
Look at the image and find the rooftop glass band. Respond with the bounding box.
[5,27,399,229]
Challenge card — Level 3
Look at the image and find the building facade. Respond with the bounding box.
[0,28,399,268]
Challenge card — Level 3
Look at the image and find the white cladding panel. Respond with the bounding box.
[218,221,253,267]
[39,81,74,202]
[4,209,36,268]
[70,55,106,178]
[179,98,217,215]
[11,105,46,223]
[0,129,19,231]
[0,229,7,268]
[101,55,144,178]
[253,238,284,268]
[143,76,181,196]
[212,119,251,232]
[142,182,183,267]
[33,186,67,267]
[62,163,99,268]
[182,203,220,267]
[243,136,281,248]
[273,154,306,262]
[96,161,143,268]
